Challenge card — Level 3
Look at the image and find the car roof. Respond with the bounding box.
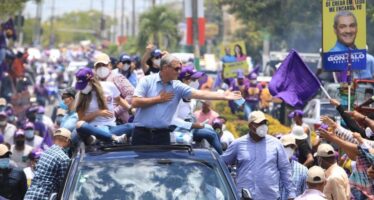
[78,144,218,163]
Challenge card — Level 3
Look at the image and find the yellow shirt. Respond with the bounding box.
[323,163,350,200]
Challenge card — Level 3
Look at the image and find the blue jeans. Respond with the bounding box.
[351,187,368,200]
[193,128,223,155]
[77,122,134,142]
[244,101,258,120]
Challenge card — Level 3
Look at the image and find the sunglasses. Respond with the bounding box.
[154,56,161,59]
[121,61,131,65]
[172,67,182,72]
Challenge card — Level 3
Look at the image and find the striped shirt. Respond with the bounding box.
[280,160,308,200]
[335,126,374,148]
[349,146,374,199]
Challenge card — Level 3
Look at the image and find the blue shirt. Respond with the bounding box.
[280,160,308,200]
[133,73,193,128]
[354,53,374,79]
[60,111,78,132]
[329,41,352,52]
[127,71,138,87]
[221,55,237,63]
[222,134,296,200]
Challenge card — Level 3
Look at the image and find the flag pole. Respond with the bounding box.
[319,84,331,99]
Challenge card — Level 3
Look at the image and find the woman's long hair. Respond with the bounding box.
[76,77,108,114]
[234,44,244,57]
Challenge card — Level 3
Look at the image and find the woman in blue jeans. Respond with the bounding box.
[172,65,223,154]
[74,67,133,143]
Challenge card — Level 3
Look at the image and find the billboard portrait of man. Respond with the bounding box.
[322,0,366,72]
[330,11,358,52]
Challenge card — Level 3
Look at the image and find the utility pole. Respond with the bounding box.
[120,0,124,36]
[49,0,56,47]
[113,0,117,43]
[132,0,135,37]
[34,0,43,46]
[101,0,105,40]
[152,0,156,7]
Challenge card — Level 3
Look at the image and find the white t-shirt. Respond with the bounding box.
[85,81,120,127]
[10,144,33,169]
[220,130,235,146]
[25,135,44,149]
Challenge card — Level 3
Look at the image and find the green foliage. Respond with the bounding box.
[221,0,322,62]
[0,0,28,20]
[22,10,115,47]
[137,6,181,53]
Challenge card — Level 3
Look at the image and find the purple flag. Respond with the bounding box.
[269,49,320,108]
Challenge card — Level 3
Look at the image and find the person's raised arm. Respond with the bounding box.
[191,89,242,101]
[318,128,358,160]
[141,44,154,74]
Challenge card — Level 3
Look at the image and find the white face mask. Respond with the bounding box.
[366,127,374,138]
[81,83,92,94]
[0,120,6,126]
[123,64,130,71]
[284,147,295,159]
[153,58,161,67]
[96,67,110,79]
[255,124,268,137]
[189,80,199,89]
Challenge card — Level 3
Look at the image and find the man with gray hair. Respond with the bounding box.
[330,10,358,52]
[131,54,242,145]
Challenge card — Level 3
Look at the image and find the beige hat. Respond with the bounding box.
[307,166,326,183]
[317,143,335,157]
[0,144,10,156]
[0,98,6,106]
[291,125,307,140]
[280,134,296,146]
[94,53,111,67]
[56,108,66,116]
[54,128,72,140]
[248,111,267,124]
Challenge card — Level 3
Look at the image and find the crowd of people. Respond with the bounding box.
[0,39,373,200]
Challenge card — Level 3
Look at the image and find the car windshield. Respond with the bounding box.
[69,158,235,200]
[320,103,339,117]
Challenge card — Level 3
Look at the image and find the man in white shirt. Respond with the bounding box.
[295,166,327,200]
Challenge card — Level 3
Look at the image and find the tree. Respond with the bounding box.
[0,0,28,20]
[22,10,115,47]
[221,0,322,62]
[137,6,181,53]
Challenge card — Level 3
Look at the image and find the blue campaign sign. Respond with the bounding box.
[322,49,366,71]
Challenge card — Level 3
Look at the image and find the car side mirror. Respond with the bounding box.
[241,188,252,200]
[49,192,57,200]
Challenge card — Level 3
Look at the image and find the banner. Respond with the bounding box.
[223,61,249,78]
[322,0,366,71]
[220,41,247,62]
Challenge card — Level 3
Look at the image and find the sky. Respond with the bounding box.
[24,0,182,21]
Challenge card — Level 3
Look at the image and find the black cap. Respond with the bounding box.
[61,87,77,99]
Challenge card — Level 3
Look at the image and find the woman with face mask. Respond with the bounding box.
[95,53,135,124]
[141,44,165,75]
[74,67,134,144]
[171,66,223,154]
[114,54,138,87]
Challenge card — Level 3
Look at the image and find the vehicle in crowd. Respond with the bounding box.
[303,98,341,130]
[50,143,241,200]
